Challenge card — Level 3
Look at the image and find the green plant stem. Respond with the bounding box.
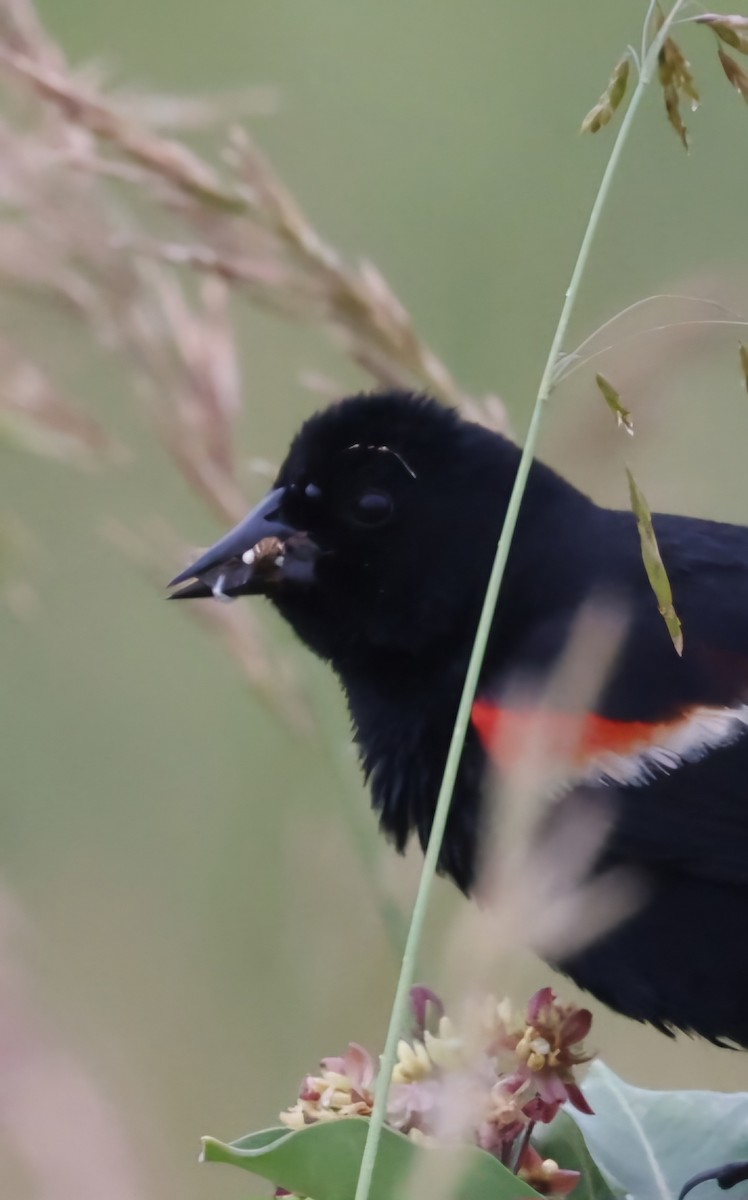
[353,8,686,1200]
[641,0,661,64]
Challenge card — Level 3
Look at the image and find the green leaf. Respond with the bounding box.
[626,467,683,655]
[201,1118,543,1200]
[567,1061,748,1200]
[534,1111,620,1200]
[595,374,634,435]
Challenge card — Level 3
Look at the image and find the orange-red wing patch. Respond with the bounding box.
[471,698,681,771]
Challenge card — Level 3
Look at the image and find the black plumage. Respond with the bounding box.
[170,390,748,1047]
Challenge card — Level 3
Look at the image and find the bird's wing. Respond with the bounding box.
[473,511,748,885]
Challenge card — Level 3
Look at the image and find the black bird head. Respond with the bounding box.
[169,390,599,887]
[169,391,560,667]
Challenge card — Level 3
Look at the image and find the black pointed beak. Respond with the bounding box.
[168,486,318,600]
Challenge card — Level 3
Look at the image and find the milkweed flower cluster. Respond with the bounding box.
[279,986,593,1197]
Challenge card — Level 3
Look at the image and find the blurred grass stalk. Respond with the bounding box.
[0,0,508,694]
[0,891,147,1200]
[403,605,641,1200]
[0,0,510,954]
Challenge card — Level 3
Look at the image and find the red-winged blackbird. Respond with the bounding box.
[170,390,748,1048]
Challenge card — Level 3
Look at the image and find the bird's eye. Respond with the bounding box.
[351,489,394,528]
[304,482,322,500]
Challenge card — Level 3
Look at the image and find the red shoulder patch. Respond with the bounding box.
[471,698,679,770]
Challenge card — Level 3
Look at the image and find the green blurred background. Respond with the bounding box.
[3,1,748,1196]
